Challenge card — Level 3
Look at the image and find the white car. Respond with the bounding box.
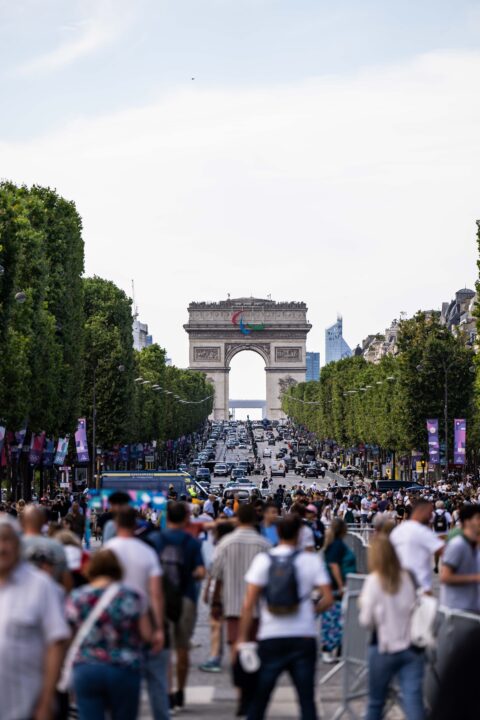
[263,448,272,458]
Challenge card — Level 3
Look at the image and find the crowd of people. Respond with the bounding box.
[2,456,480,720]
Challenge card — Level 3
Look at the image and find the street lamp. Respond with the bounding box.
[15,291,26,303]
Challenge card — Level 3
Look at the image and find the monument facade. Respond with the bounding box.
[184,297,311,420]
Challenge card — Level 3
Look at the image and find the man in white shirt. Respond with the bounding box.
[390,499,444,593]
[105,506,167,720]
[237,515,333,719]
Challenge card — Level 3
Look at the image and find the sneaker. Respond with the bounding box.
[199,659,222,673]
[322,651,338,664]
[175,689,185,709]
[169,694,177,715]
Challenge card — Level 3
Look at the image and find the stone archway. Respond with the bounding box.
[184,297,311,420]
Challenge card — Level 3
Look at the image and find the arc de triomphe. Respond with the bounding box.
[184,297,311,420]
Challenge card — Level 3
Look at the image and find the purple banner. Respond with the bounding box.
[75,418,89,463]
[454,419,467,465]
[29,432,46,465]
[0,427,5,457]
[54,436,70,466]
[427,419,440,464]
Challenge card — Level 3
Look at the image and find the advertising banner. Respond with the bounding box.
[0,426,5,457]
[11,427,27,457]
[54,436,70,466]
[43,438,56,467]
[75,418,89,463]
[454,419,467,465]
[427,419,440,464]
[29,432,46,465]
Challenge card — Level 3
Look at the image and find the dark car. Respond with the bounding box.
[268,438,276,446]
[196,467,211,483]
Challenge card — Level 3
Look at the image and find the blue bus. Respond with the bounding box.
[100,471,208,499]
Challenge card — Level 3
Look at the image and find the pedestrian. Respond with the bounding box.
[440,504,480,613]
[359,535,425,720]
[211,503,270,715]
[321,518,356,663]
[238,514,333,719]
[64,502,86,540]
[390,499,444,593]
[22,504,73,591]
[0,514,70,720]
[105,506,167,720]
[260,502,279,546]
[65,549,154,720]
[148,501,205,712]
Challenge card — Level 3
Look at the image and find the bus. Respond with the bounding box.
[100,471,208,499]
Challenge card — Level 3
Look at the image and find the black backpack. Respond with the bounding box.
[159,536,189,623]
[264,551,301,615]
[433,511,448,533]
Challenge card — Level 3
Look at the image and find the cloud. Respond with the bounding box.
[16,0,131,75]
[1,50,480,375]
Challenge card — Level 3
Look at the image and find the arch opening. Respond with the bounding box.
[228,350,266,421]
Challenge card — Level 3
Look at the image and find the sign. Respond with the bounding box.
[427,419,440,464]
[231,310,265,336]
[54,436,70,466]
[75,418,89,463]
[43,438,56,467]
[454,419,467,465]
[0,427,5,456]
[29,432,46,465]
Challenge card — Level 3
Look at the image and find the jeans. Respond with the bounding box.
[366,645,425,720]
[144,649,170,720]
[247,637,317,720]
[73,663,141,720]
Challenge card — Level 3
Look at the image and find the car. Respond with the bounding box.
[263,448,272,458]
[270,460,286,478]
[238,443,248,450]
[268,438,276,446]
[213,463,229,477]
[231,468,247,481]
[305,466,319,478]
[196,468,211,483]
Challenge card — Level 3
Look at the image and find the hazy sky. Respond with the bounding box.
[2,0,480,401]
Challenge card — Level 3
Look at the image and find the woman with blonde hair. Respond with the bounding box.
[359,536,425,720]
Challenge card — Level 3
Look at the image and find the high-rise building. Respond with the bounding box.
[133,319,149,351]
[306,352,320,381]
[325,316,352,364]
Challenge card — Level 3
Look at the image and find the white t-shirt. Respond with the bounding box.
[245,546,331,640]
[298,524,315,550]
[390,520,444,592]
[105,536,162,608]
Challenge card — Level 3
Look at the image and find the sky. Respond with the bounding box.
[1,0,480,402]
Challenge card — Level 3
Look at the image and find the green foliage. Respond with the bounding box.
[284,314,475,459]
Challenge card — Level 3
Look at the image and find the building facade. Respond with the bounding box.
[440,288,476,346]
[306,351,320,381]
[325,316,352,364]
[133,318,149,351]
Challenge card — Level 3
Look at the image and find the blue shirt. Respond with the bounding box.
[149,529,204,603]
[261,524,279,546]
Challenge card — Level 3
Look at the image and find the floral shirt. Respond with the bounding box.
[65,584,143,669]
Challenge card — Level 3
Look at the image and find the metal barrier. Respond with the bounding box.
[344,529,370,575]
[324,575,480,719]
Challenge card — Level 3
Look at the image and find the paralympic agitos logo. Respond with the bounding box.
[231,311,265,336]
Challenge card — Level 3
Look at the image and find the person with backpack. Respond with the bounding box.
[321,518,357,663]
[433,501,451,573]
[237,515,333,719]
[148,501,205,713]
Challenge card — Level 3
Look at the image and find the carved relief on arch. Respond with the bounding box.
[224,342,271,367]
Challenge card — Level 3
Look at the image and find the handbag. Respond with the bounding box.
[410,591,438,650]
[57,582,121,693]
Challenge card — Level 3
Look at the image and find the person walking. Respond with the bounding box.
[105,506,167,720]
[238,515,333,719]
[440,504,480,613]
[148,501,205,712]
[390,499,444,593]
[65,550,153,720]
[321,518,356,663]
[0,514,70,720]
[22,504,73,591]
[64,502,86,540]
[359,535,425,720]
[211,503,270,715]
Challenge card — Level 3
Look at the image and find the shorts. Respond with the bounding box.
[226,617,259,645]
[169,597,197,649]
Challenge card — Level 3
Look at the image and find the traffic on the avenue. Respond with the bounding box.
[1,417,479,719]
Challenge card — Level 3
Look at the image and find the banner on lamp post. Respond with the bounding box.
[427,419,440,464]
[43,438,56,468]
[29,432,46,465]
[75,418,89,463]
[454,419,467,465]
[54,436,70,466]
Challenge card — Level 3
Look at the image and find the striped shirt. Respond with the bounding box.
[211,527,269,617]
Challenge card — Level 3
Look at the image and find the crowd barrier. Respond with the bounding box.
[323,574,480,719]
